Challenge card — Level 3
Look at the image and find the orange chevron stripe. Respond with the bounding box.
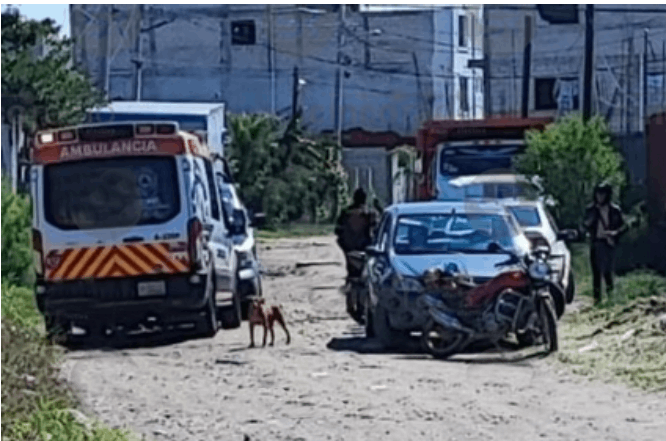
[80,246,113,279]
[66,247,98,280]
[46,242,190,281]
[116,246,153,273]
[52,248,85,280]
[96,253,118,279]
[144,243,178,272]
[128,244,164,269]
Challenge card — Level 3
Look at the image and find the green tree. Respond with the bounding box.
[515,115,626,229]
[2,9,105,132]
[1,179,32,286]
[227,113,347,227]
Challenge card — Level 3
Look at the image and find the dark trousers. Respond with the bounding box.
[590,240,615,302]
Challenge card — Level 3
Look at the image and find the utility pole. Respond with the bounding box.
[582,4,594,121]
[134,5,144,101]
[471,15,476,119]
[267,5,276,114]
[521,15,532,118]
[334,4,346,146]
[642,29,649,125]
[626,33,634,133]
[292,65,299,121]
[105,5,113,97]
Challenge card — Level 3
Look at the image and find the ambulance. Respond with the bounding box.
[30,121,245,341]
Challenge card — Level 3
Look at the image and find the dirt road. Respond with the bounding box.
[62,237,665,441]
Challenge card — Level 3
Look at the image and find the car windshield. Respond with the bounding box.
[393,212,517,255]
[508,206,541,227]
[440,144,524,177]
[44,157,180,230]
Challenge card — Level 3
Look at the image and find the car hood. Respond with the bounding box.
[390,253,521,279]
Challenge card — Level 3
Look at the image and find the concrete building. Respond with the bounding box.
[485,4,666,134]
[70,4,484,137]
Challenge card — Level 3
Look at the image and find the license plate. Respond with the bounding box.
[137,281,166,297]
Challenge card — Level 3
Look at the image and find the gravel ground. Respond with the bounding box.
[61,236,666,441]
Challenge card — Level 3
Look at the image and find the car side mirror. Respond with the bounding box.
[557,229,578,242]
[229,209,246,236]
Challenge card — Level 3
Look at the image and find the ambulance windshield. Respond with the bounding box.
[44,157,180,230]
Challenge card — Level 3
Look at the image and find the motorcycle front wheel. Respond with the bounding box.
[420,320,464,359]
[538,297,558,353]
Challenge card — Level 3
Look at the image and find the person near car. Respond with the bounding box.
[335,188,377,279]
[583,182,627,304]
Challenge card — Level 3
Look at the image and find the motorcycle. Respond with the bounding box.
[419,245,562,359]
[344,250,368,325]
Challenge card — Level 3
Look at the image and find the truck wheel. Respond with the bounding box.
[220,289,242,329]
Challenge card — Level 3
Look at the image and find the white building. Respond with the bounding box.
[485,4,666,134]
[70,4,484,136]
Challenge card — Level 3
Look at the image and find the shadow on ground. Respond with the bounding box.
[327,334,550,364]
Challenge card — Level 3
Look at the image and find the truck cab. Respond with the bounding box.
[31,121,243,342]
[414,117,553,201]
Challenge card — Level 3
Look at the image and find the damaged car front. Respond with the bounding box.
[364,201,532,344]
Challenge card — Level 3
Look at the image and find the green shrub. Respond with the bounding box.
[1,281,40,329]
[515,115,626,229]
[615,271,666,302]
[1,181,33,286]
[1,320,131,441]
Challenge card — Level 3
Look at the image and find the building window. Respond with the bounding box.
[458,15,468,47]
[534,78,557,110]
[231,20,256,45]
[459,76,469,113]
[555,78,579,111]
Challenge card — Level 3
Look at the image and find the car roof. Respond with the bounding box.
[386,200,510,216]
[449,174,531,187]
[500,199,542,208]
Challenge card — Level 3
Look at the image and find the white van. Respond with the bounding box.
[30,121,243,342]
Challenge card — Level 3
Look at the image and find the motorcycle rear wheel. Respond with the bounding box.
[420,320,464,359]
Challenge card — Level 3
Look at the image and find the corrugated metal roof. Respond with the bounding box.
[91,101,225,116]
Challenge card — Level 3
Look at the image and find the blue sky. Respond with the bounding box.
[5,3,70,36]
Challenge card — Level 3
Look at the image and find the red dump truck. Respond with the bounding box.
[413,117,553,201]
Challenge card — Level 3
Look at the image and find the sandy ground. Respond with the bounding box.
[61,236,666,441]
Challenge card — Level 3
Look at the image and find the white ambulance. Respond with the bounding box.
[30,121,245,342]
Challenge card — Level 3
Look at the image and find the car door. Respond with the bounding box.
[543,205,571,286]
[202,159,234,292]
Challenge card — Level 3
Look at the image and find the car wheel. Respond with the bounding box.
[198,278,219,337]
[565,271,576,304]
[241,276,262,320]
[220,289,242,329]
[364,291,374,338]
[372,304,408,349]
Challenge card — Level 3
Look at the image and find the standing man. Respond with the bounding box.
[583,182,627,304]
[335,188,376,279]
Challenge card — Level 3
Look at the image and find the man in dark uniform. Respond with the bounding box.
[335,188,377,280]
[583,182,627,304]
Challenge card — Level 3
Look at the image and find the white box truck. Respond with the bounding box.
[87,101,227,158]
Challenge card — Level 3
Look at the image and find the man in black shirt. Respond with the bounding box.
[583,182,627,304]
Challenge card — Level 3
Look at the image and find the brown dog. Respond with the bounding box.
[248,298,291,348]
